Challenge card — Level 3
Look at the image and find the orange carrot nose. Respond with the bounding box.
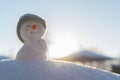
[32,24,37,30]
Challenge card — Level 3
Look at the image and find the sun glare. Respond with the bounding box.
[48,34,79,59]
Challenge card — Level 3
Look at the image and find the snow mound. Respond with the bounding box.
[0,60,119,80]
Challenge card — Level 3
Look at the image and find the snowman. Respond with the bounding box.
[0,13,120,80]
[16,14,47,61]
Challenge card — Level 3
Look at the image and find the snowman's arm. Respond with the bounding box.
[26,38,47,54]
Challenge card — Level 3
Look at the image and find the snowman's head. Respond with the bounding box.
[17,14,46,43]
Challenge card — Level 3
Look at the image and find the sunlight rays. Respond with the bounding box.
[48,34,79,59]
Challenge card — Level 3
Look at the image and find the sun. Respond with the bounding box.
[48,34,79,59]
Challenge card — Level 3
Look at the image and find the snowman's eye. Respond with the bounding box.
[37,25,41,27]
[38,24,43,27]
[26,25,31,27]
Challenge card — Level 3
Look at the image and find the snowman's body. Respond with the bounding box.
[0,14,120,80]
[16,42,46,61]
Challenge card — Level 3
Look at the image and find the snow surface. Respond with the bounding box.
[0,59,120,80]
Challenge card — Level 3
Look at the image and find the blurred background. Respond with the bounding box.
[0,0,120,73]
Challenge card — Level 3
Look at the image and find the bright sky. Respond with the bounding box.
[0,0,120,58]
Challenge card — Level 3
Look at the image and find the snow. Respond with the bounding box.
[0,56,9,60]
[1,34,120,80]
[0,59,120,80]
[1,14,119,80]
